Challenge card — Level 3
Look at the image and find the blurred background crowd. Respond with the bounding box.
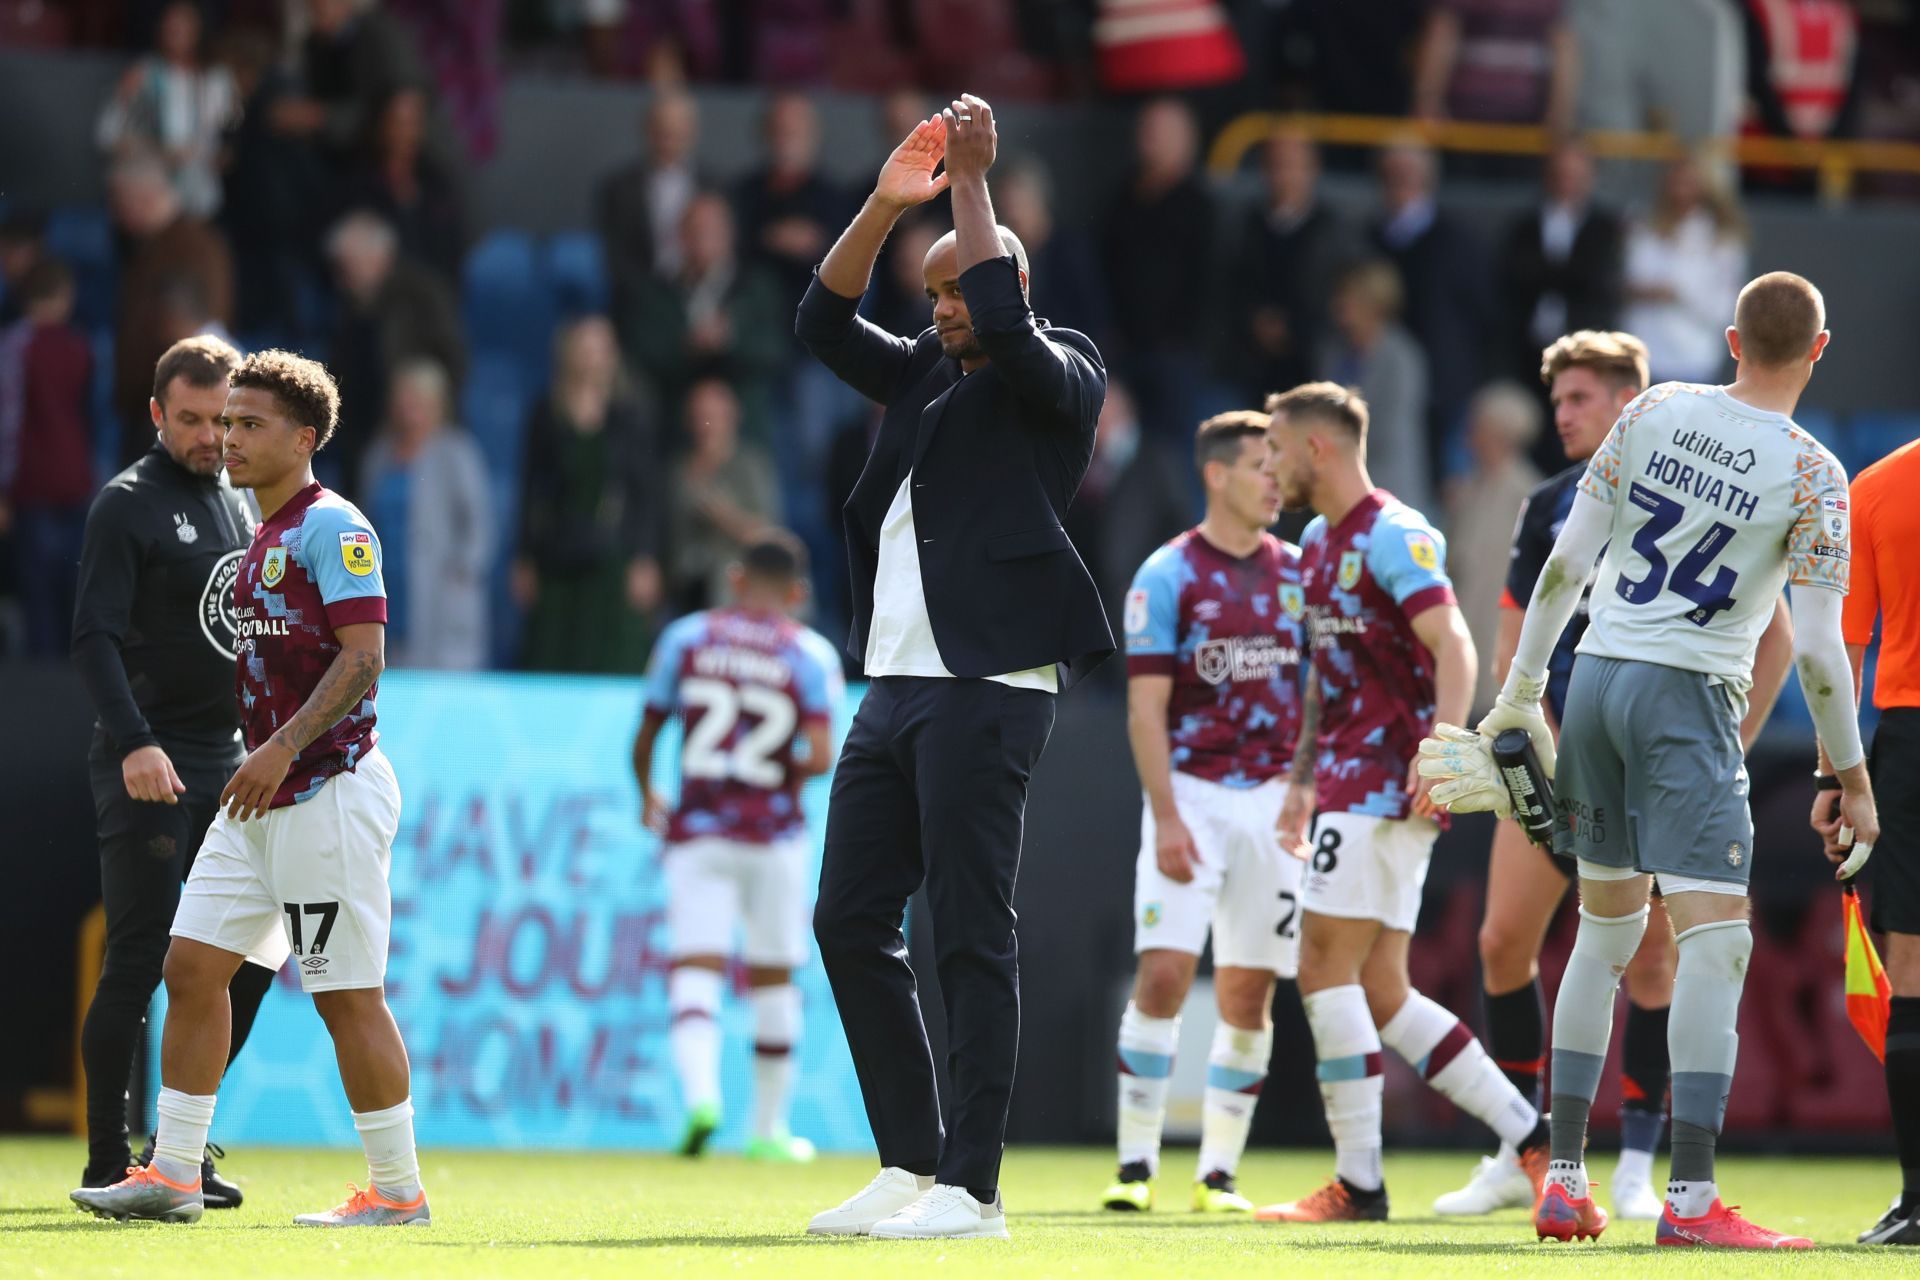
[2,0,1918,715]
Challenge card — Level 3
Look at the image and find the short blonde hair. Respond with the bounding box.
[1266,382,1369,444]
[1539,330,1651,393]
[1734,271,1826,368]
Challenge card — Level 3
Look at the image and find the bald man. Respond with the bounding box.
[795,95,1110,1240]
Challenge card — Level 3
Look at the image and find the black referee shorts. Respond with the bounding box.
[1868,708,1920,937]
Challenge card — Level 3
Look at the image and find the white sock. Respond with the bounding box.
[1116,1002,1179,1174]
[353,1098,422,1200]
[669,967,725,1113]
[1614,1147,1654,1187]
[751,984,800,1140]
[1667,1178,1719,1218]
[1303,984,1384,1192]
[1549,1158,1589,1200]
[1199,1022,1271,1180]
[1380,990,1539,1147]
[153,1087,214,1184]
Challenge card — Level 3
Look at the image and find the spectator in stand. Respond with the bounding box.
[0,212,47,327]
[1571,0,1744,150]
[1264,0,1428,116]
[734,92,853,309]
[343,86,468,284]
[1103,97,1216,438]
[1495,138,1623,405]
[1060,378,1193,638]
[1370,139,1490,474]
[95,0,237,220]
[1622,152,1748,384]
[867,218,943,341]
[325,210,468,496]
[1741,0,1861,142]
[997,155,1109,348]
[1412,0,1576,131]
[1229,124,1360,406]
[622,191,787,448]
[109,156,234,467]
[219,27,327,341]
[0,260,94,656]
[357,358,493,670]
[515,315,663,675]
[1319,258,1433,517]
[666,377,781,614]
[597,90,702,312]
[275,0,445,177]
[387,0,505,162]
[1442,381,1543,716]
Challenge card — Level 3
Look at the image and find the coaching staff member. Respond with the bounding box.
[1816,436,1920,1246]
[796,95,1110,1241]
[70,336,282,1202]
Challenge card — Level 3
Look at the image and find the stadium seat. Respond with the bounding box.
[546,231,609,317]
[462,230,553,376]
[1846,413,1920,472]
[45,206,116,331]
[460,358,532,478]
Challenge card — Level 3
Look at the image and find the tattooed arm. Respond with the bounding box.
[1276,670,1321,857]
[221,623,385,821]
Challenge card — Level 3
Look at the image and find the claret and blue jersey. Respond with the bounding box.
[1124,527,1306,787]
[1300,490,1455,820]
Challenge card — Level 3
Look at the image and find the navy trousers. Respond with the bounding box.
[814,676,1056,1193]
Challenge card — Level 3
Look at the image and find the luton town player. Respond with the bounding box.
[73,351,426,1227]
[1436,332,1793,1221]
[1101,411,1306,1216]
[1256,382,1551,1224]
[634,533,845,1162]
[1432,273,1875,1247]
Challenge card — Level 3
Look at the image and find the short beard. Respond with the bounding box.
[942,331,986,363]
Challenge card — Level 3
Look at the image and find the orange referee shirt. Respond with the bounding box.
[1842,438,1920,709]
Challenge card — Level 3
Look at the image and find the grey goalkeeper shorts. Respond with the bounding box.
[1552,655,1754,887]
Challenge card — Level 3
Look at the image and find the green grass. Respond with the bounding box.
[0,1139,1907,1279]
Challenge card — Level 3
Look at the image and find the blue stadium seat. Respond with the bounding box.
[89,326,117,479]
[462,230,553,375]
[546,231,609,317]
[461,358,532,477]
[1846,413,1920,473]
[45,206,116,330]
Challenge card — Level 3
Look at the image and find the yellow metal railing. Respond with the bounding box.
[1207,112,1920,202]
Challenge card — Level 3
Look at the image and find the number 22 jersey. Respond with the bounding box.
[1576,382,1849,688]
[643,607,845,845]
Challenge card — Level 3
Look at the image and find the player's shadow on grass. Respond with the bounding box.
[422,1234,828,1250]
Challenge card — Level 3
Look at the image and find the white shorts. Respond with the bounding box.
[664,835,812,968]
[171,748,401,993]
[1133,773,1301,978]
[1299,810,1439,934]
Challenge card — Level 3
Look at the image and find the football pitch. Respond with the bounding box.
[0,1139,1908,1279]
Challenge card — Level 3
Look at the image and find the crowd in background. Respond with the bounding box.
[0,0,1913,692]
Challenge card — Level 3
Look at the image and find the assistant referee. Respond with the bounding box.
[1818,435,1920,1245]
[70,336,278,1203]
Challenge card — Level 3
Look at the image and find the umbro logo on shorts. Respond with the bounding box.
[302,956,330,971]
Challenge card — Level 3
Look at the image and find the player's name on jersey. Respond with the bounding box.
[1193,634,1300,686]
[690,644,791,686]
[1642,449,1762,520]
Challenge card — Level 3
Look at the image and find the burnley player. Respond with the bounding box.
[1438,333,1793,1221]
[1467,273,1873,1247]
[1102,411,1306,1216]
[73,351,426,1228]
[634,533,844,1163]
[1256,383,1550,1224]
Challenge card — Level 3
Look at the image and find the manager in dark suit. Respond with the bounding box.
[796,95,1110,1242]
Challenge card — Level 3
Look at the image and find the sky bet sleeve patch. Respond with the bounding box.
[340,531,375,576]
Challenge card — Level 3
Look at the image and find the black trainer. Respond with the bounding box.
[1858,1198,1920,1245]
[137,1137,244,1210]
[80,1159,132,1190]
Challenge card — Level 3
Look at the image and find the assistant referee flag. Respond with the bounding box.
[1845,886,1893,1061]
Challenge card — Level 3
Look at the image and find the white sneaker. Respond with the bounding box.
[1609,1167,1665,1221]
[806,1167,936,1236]
[869,1185,1010,1240]
[1433,1153,1534,1215]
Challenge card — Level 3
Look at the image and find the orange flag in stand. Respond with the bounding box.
[1844,887,1893,1061]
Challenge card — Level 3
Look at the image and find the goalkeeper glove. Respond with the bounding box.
[1416,723,1511,817]
[1476,673,1556,779]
